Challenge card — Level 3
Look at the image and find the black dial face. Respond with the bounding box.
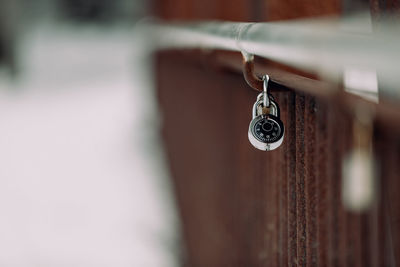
[252,116,283,143]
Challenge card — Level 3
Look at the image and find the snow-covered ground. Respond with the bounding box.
[0,24,178,266]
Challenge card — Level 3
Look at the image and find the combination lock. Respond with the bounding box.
[248,93,285,151]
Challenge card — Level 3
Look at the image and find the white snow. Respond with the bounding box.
[0,25,178,267]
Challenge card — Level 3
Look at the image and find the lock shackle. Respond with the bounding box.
[263,75,270,107]
[252,96,279,119]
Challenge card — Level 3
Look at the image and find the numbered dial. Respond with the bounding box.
[251,115,284,143]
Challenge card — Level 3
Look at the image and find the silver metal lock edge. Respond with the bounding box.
[248,93,285,151]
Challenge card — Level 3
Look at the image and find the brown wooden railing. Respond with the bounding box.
[154,1,400,266]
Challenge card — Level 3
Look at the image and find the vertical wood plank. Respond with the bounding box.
[278,92,289,267]
[316,101,329,267]
[295,94,307,266]
[304,96,318,267]
[286,91,298,266]
[326,104,340,267]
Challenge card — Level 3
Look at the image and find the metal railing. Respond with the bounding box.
[140,14,400,99]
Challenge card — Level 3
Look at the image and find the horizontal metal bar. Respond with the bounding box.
[138,14,400,99]
[157,50,400,133]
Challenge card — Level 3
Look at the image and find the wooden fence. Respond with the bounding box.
[154,1,400,266]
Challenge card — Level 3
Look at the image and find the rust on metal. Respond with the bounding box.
[215,50,400,133]
[242,56,264,92]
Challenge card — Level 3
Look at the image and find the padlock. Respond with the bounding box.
[248,93,285,151]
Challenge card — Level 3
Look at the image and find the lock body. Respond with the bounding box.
[248,94,285,151]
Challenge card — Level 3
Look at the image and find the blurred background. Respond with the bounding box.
[0,0,179,266]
